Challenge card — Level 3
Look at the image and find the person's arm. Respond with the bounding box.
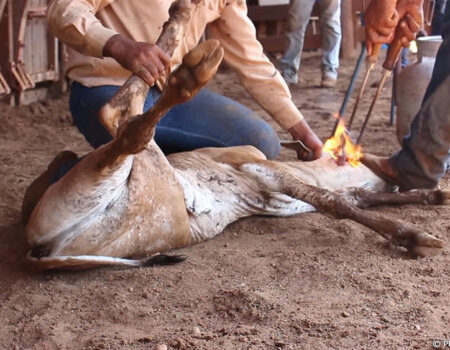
[47,0,117,58]
[207,0,322,160]
[364,0,424,54]
[47,0,170,86]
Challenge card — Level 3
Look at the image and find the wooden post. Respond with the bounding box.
[340,0,356,58]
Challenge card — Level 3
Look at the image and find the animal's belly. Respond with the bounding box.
[170,152,387,243]
[173,160,314,243]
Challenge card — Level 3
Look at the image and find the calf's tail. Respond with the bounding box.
[26,251,186,271]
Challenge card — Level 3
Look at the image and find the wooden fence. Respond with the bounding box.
[0,0,63,106]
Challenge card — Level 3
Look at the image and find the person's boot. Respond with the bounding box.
[321,74,337,88]
[22,150,78,224]
[281,69,299,86]
[361,153,411,191]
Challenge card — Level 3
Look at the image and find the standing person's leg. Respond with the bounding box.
[155,89,281,159]
[363,2,450,189]
[390,0,450,188]
[423,0,450,102]
[279,0,316,85]
[389,75,450,189]
[319,0,341,87]
[431,0,447,35]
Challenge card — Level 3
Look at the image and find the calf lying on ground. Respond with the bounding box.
[21,4,448,270]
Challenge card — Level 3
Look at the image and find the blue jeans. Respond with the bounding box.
[391,2,450,189]
[280,0,341,83]
[69,82,280,159]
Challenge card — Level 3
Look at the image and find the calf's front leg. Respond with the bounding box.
[287,179,445,257]
[340,187,450,208]
[244,162,445,257]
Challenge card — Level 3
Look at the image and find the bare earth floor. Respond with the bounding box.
[0,51,449,350]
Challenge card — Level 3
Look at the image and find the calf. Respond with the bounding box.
[21,3,448,270]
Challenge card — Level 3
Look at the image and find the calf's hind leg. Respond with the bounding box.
[21,0,192,225]
[21,150,78,224]
[99,0,192,136]
[25,41,224,269]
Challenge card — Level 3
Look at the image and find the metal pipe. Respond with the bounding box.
[347,61,375,130]
[330,43,367,137]
[356,69,392,144]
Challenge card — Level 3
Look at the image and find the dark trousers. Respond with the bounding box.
[391,2,450,188]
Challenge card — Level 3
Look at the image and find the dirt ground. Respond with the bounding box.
[0,50,449,350]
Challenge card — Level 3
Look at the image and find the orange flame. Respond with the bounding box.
[323,117,363,167]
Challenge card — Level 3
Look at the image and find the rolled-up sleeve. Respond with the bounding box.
[207,0,304,130]
[47,0,118,58]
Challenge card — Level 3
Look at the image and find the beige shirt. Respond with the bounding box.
[47,0,304,130]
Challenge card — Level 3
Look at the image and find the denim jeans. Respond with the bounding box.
[390,2,450,188]
[69,82,281,159]
[280,0,341,82]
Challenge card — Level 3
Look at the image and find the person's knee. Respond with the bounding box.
[252,123,281,160]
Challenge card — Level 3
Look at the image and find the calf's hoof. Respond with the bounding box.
[163,40,224,104]
[402,231,444,257]
[410,245,444,257]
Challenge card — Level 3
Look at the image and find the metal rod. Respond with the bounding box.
[389,59,401,126]
[390,67,396,126]
[347,61,375,130]
[330,42,367,137]
[356,69,392,144]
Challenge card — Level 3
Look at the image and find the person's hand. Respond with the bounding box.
[103,34,171,87]
[365,0,424,54]
[364,0,400,55]
[395,0,424,48]
[288,119,323,161]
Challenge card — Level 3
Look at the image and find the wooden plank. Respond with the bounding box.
[257,35,287,52]
[352,0,369,45]
[0,0,11,95]
[17,85,47,105]
[341,0,356,57]
[303,34,322,51]
[247,5,289,21]
[23,0,52,82]
[257,33,322,53]
[0,0,14,89]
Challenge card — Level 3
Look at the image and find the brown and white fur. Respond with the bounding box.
[21,2,448,270]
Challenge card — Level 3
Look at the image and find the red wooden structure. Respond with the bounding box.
[0,0,63,105]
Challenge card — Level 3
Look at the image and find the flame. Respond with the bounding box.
[323,117,363,167]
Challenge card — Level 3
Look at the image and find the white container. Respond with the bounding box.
[396,35,442,144]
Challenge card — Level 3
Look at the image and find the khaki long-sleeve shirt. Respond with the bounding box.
[47,0,304,130]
